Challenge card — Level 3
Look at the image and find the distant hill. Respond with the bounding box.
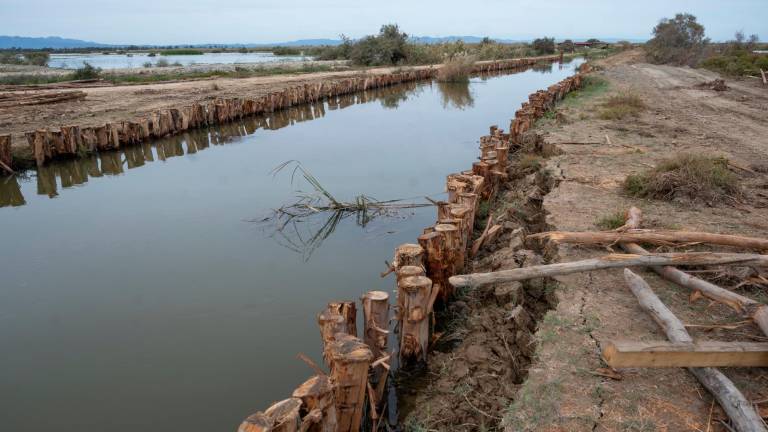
[0,35,111,49]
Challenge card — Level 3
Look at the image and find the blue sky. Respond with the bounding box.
[1,0,765,44]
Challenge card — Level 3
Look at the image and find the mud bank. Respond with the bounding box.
[236,64,585,431]
[0,55,563,171]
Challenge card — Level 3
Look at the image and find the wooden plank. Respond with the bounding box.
[603,341,768,368]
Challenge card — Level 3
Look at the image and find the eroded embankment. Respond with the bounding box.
[0,55,563,172]
[235,66,586,432]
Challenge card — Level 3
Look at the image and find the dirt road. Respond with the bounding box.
[403,50,768,431]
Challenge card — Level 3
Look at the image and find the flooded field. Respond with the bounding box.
[48,52,310,69]
[0,59,582,432]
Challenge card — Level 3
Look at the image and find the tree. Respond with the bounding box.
[560,39,575,53]
[349,24,409,66]
[532,37,555,55]
[646,13,709,66]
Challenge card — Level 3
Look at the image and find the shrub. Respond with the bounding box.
[142,61,153,68]
[147,52,157,57]
[159,49,204,56]
[595,211,627,230]
[700,33,767,76]
[623,154,740,203]
[532,37,556,55]
[598,92,646,120]
[560,39,575,53]
[155,58,169,67]
[437,54,475,82]
[272,46,301,56]
[71,62,101,80]
[24,51,49,66]
[646,13,709,66]
[349,24,409,66]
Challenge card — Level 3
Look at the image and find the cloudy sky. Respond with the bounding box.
[2,0,765,44]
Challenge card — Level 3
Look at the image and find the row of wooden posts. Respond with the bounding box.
[238,71,585,432]
[0,54,565,174]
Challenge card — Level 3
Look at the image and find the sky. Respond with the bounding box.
[1,0,765,45]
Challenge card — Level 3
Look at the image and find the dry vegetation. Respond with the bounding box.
[598,92,645,120]
[436,54,475,82]
[623,154,742,204]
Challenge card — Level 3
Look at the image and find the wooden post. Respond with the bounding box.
[623,269,766,432]
[397,275,434,362]
[292,375,338,432]
[326,334,373,432]
[326,301,357,337]
[392,243,425,271]
[361,291,390,362]
[238,398,302,432]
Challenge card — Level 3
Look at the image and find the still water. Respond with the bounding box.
[48,52,310,69]
[0,59,582,432]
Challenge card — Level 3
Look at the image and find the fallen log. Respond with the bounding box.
[616,207,768,338]
[529,229,768,251]
[623,269,766,432]
[603,340,768,368]
[449,252,768,288]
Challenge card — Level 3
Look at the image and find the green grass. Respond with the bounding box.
[595,210,627,230]
[561,75,609,107]
[503,378,564,430]
[624,154,741,204]
[598,92,646,120]
[159,49,204,56]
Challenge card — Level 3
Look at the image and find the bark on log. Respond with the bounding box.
[326,334,373,432]
[318,303,355,365]
[623,269,766,432]
[616,207,768,338]
[292,375,338,432]
[326,301,357,338]
[529,229,768,251]
[238,397,302,432]
[449,252,768,288]
[398,275,433,362]
[392,244,425,271]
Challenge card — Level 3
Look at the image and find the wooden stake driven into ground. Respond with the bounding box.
[361,290,390,376]
[603,340,768,368]
[397,275,434,362]
[617,207,768,338]
[326,334,373,432]
[449,252,768,288]
[622,269,766,432]
[292,375,338,432]
[528,229,768,251]
[238,397,302,432]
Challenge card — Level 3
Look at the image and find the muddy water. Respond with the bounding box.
[0,59,582,432]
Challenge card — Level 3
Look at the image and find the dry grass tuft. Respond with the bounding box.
[437,54,476,82]
[598,92,646,120]
[624,154,741,204]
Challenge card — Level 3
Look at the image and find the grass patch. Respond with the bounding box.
[518,153,543,172]
[595,210,626,230]
[503,379,564,430]
[598,92,645,120]
[561,75,609,107]
[624,154,741,204]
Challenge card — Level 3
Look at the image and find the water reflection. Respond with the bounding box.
[437,80,475,110]
[0,81,423,208]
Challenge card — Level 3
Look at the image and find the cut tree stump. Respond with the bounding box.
[529,229,768,251]
[397,275,433,362]
[603,340,768,368]
[623,269,766,432]
[449,252,768,288]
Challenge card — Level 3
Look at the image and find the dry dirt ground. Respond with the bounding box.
[404,50,768,431]
[0,63,423,157]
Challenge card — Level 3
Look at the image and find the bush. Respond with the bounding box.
[700,33,766,76]
[142,61,153,68]
[24,52,49,66]
[147,52,157,57]
[156,58,169,67]
[71,62,101,80]
[646,13,708,66]
[348,24,409,66]
[159,49,204,56]
[437,54,475,82]
[623,154,740,203]
[532,37,556,55]
[272,46,301,56]
[598,92,646,120]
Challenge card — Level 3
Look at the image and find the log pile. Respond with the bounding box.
[449,206,768,431]
[20,55,563,168]
[237,61,588,431]
[0,90,86,108]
